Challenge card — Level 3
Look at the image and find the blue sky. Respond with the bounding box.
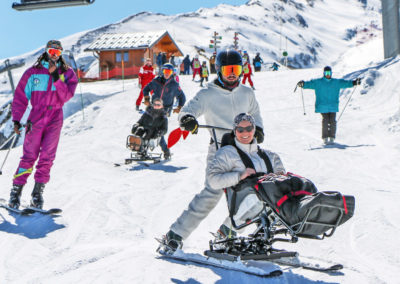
[0,0,247,60]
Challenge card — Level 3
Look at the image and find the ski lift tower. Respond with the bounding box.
[0,59,25,96]
[12,0,95,11]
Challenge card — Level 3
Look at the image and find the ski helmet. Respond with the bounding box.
[216,50,243,71]
[162,63,174,70]
[46,40,63,50]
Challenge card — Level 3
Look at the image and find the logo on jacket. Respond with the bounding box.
[33,78,40,85]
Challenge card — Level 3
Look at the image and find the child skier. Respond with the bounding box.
[199,61,209,87]
[242,60,255,90]
[191,55,201,81]
[131,98,168,147]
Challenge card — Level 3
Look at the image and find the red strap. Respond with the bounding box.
[276,190,313,208]
[342,195,348,214]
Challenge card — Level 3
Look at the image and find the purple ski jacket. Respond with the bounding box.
[12,60,78,124]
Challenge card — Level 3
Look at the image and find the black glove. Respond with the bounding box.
[26,120,32,134]
[352,78,361,86]
[254,126,264,144]
[50,69,60,82]
[297,80,304,88]
[13,121,22,135]
[180,114,199,134]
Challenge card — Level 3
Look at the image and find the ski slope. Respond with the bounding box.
[0,33,399,283]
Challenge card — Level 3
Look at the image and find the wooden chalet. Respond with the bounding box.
[84,30,183,79]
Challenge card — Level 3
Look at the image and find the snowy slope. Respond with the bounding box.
[0,30,399,282]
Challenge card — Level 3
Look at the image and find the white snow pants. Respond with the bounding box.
[170,144,225,240]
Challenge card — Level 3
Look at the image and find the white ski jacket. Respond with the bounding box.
[208,138,285,190]
[178,81,263,143]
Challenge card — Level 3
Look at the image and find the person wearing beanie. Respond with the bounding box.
[8,39,78,210]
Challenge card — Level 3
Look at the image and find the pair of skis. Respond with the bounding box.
[156,238,343,278]
[0,198,61,215]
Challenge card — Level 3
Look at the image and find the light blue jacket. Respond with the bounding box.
[303,77,353,113]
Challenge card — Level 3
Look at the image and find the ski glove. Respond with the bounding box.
[180,114,199,134]
[173,106,182,114]
[143,96,150,106]
[297,80,305,88]
[134,126,146,137]
[13,121,22,135]
[352,78,361,86]
[254,126,264,144]
[50,69,60,82]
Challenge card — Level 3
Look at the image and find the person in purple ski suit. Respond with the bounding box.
[8,40,78,209]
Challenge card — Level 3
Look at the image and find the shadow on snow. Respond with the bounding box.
[159,256,342,284]
[308,143,375,151]
[0,211,65,239]
[128,163,188,173]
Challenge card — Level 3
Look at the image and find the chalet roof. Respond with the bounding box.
[85,30,176,52]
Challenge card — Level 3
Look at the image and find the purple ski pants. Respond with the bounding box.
[13,108,63,185]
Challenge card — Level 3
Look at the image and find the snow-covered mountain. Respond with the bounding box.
[1,0,400,283]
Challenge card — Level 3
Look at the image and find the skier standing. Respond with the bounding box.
[253,52,263,72]
[242,60,255,90]
[209,52,217,74]
[8,40,78,209]
[297,66,361,144]
[160,49,264,252]
[135,58,155,111]
[183,55,191,75]
[199,61,209,87]
[191,55,201,81]
[143,63,186,159]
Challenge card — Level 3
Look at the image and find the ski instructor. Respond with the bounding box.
[297,66,361,144]
[160,49,264,252]
[8,40,78,209]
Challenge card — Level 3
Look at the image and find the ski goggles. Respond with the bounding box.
[153,102,163,107]
[235,125,254,133]
[162,68,173,76]
[47,48,62,57]
[324,70,332,77]
[220,65,242,77]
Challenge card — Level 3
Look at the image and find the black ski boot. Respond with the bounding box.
[8,184,24,209]
[165,230,183,252]
[30,182,45,209]
[163,149,171,160]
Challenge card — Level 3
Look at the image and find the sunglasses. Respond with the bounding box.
[220,65,242,77]
[235,125,254,133]
[153,103,163,107]
[324,70,332,76]
[47,48,62,57]
[162,69,173,76]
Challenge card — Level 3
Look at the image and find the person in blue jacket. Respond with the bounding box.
[143,63,186,159]
[297,66,361,144]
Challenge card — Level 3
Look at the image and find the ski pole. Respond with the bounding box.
[0,133,18,175]
[300,88,306,115]
[0,132,17,150]
[337,86,357,123]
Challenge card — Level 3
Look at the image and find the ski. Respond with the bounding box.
[21,205,62,215]
[0,198,35,215]
[156,239,282,278]
[270,256,343,272]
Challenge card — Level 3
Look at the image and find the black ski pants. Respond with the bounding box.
[321,112,337,139]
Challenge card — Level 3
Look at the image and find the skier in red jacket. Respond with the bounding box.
[242,60,255,90]
[136,58,155,111]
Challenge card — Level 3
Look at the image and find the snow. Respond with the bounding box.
[1,0,400,283]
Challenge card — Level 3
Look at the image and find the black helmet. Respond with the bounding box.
[216,50,242,71]
[162,63,174,70]
[323,66,332,72]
